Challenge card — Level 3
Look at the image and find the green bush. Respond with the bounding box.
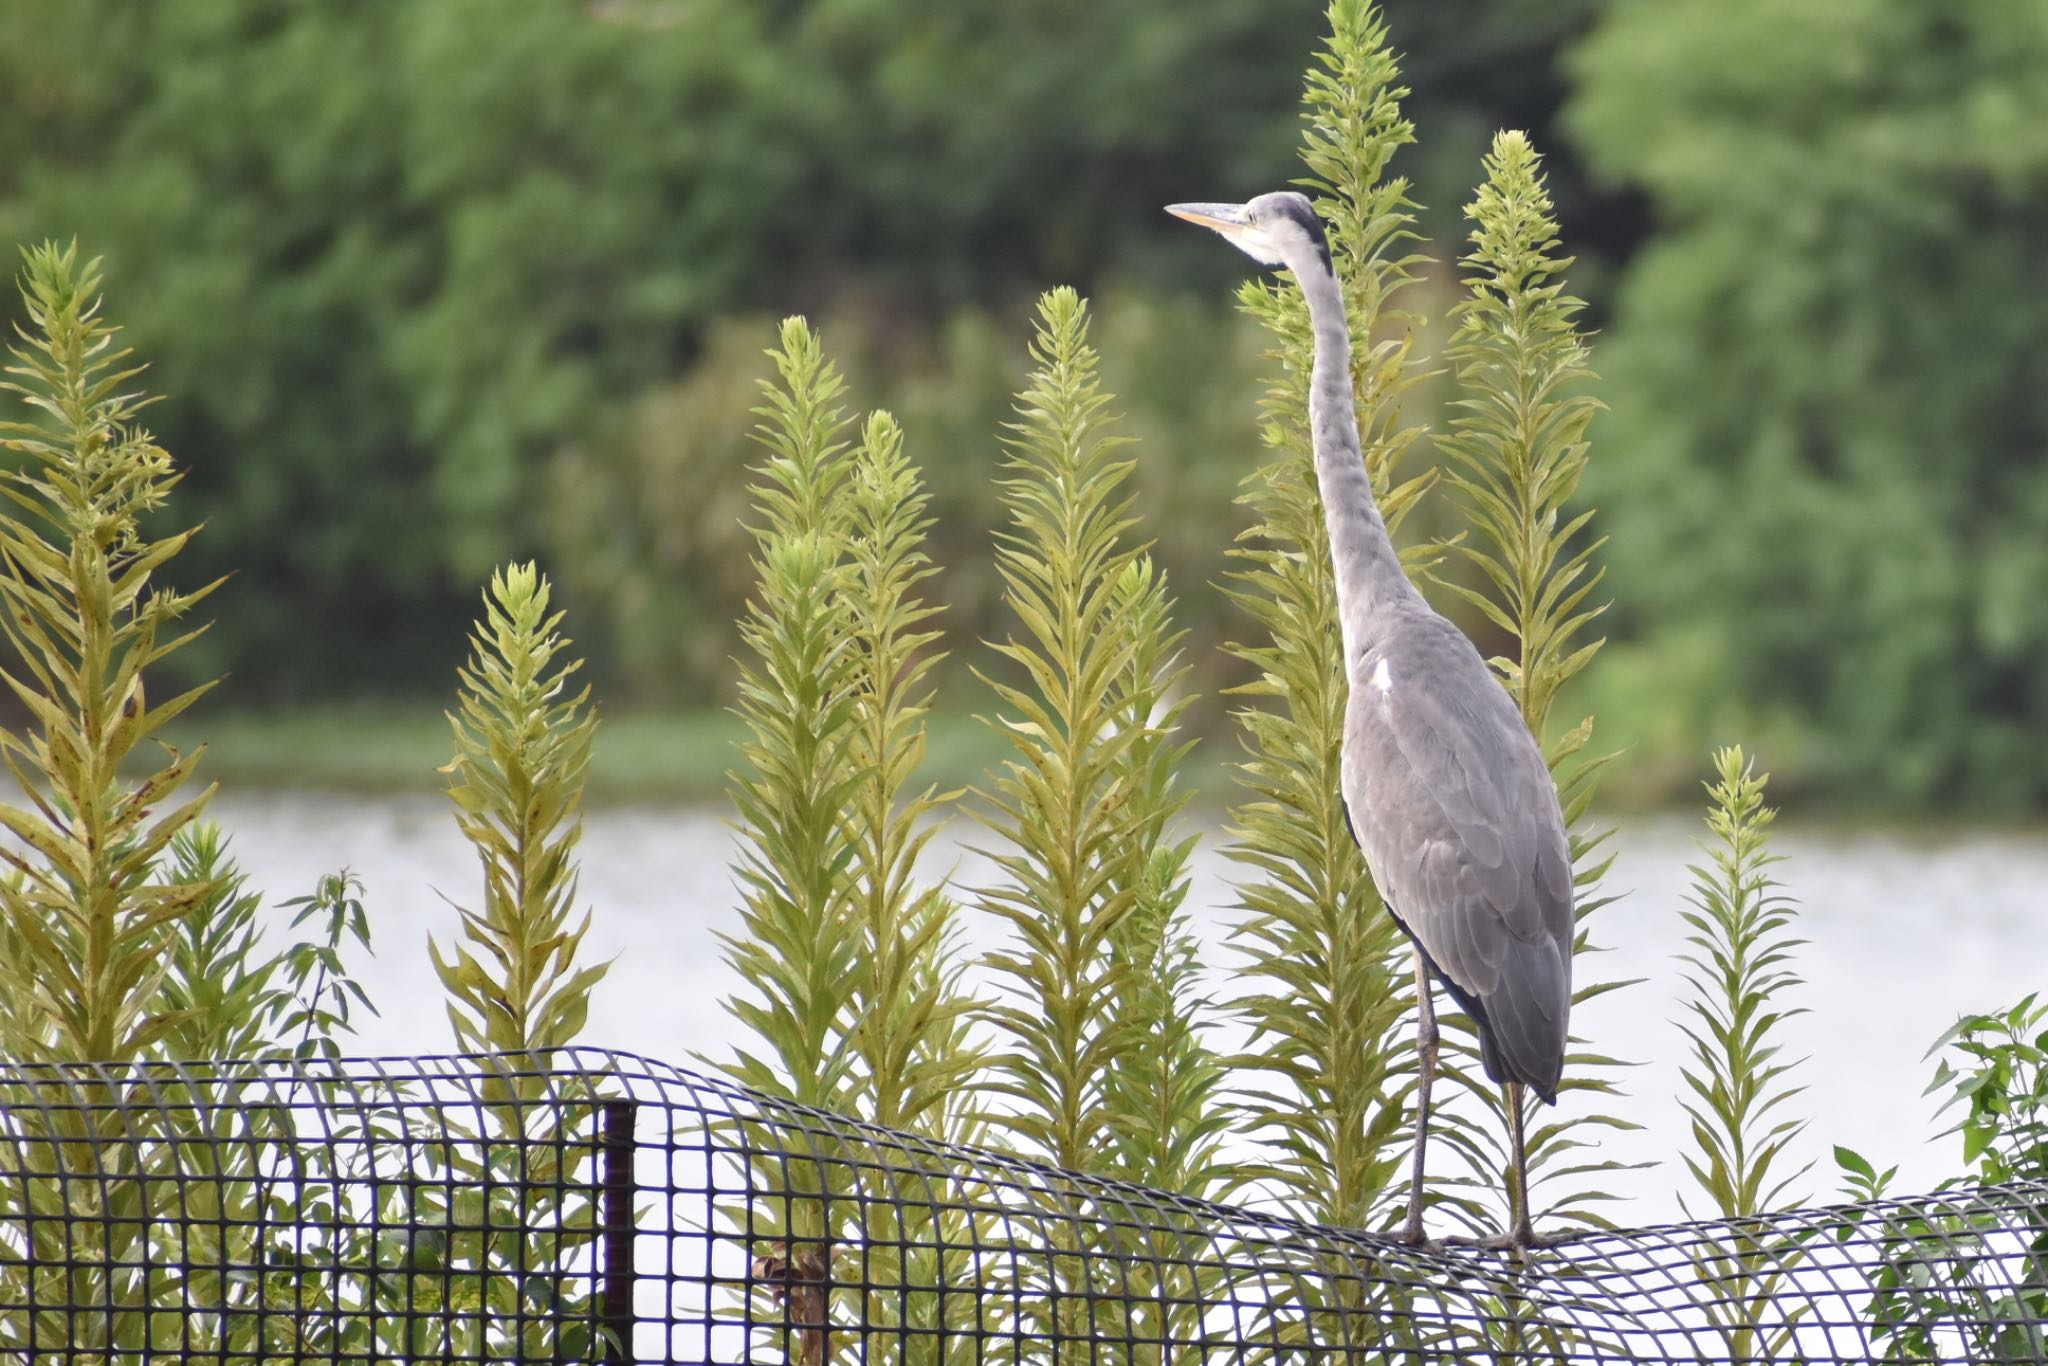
[1833,997,2048,1362]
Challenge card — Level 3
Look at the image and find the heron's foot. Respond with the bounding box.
[1396,1214,1435,1249]
[1440,1227,1563,1254]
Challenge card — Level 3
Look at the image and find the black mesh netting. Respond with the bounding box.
[0,1049,2042,1364]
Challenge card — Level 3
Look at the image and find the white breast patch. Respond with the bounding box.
[1369,657,1392,696]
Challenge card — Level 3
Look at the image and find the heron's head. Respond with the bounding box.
[1166,191,1331,276]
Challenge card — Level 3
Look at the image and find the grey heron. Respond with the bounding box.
[1168,193,1573,1249]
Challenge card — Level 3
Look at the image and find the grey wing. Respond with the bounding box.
[1344,619,1574,1097]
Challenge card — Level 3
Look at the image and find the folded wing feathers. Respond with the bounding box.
[1346,612,1573,1100]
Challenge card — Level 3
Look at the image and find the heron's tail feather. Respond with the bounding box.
[1475,939,1568,1104]
[1402,910,1568,1104]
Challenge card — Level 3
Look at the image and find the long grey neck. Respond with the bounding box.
[1300,256,1419,661]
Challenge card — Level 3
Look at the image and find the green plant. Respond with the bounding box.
[717,319,968,1366]
[1096,562,1226,1366]
[716,322,865,1366]
[1437,131,1603,772]
[715,320,1023,1366]
[841,410,979,1141]
[432,562,607,1082]
[1834,998,2048,1364]
[0,242,219,1068]
[718,317,864,1116]
[974,286,1177,1174]
[1677,746,1808,1218]
[1926,996,2048,1188]
[222,867,390,1359]
[1918,998,2048,1358]
[154,824,289,1062]
[275,867,377,1063]
[1674,746,1808,1360]
[839,405,987,1366]
[420,562,611,1361]
[1432,128,1636,1236]
[1221,0,1431,1235]
[1097,554,1227,1199]
[0,242,223,1361]
[965,286,1214,1366]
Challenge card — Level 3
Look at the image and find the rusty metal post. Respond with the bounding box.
[599,1099,638,1364]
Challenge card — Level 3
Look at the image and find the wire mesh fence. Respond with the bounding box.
[0,1048,2043,1364]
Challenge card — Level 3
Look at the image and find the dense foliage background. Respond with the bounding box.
[1568,0,2048,808]
[2,0,2043,810]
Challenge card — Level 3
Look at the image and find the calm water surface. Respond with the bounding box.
[202,791,2048,1225]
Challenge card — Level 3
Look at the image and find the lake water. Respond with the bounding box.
[198,791,2048,1226]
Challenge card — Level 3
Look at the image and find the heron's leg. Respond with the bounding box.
[1399,948,1439,1245]
[1443,1085,1556,1253]
[1507,1081,1535,1247]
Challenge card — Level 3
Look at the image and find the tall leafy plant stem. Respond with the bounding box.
[843,409,979,1139]
[835,409,993,1366]
[152,826,277,1062]
[1678,746,1808,1218]
[0,242,222,1068]
[278,870,375,1062]
[974,286,1158,1174]
[718,318,863,1116]
[425,562,607,1361]
[1098,554,1228,1198]
[431,563,607,1105]
[0,241,221,1362]
[712,320,873,1345]
[1673,747,1808,1361]
[1435,130,1636,1232]
[720,324,999,1366]
[1222,0,1439,1231]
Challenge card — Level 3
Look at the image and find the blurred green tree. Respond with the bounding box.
[0,0,1619,707]
[0,0,1327,695]
[1568,0,2048,806]
[554,290,1264,702]
[0,4,444,691]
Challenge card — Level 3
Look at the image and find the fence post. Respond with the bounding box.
[599,1099,639,1364]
